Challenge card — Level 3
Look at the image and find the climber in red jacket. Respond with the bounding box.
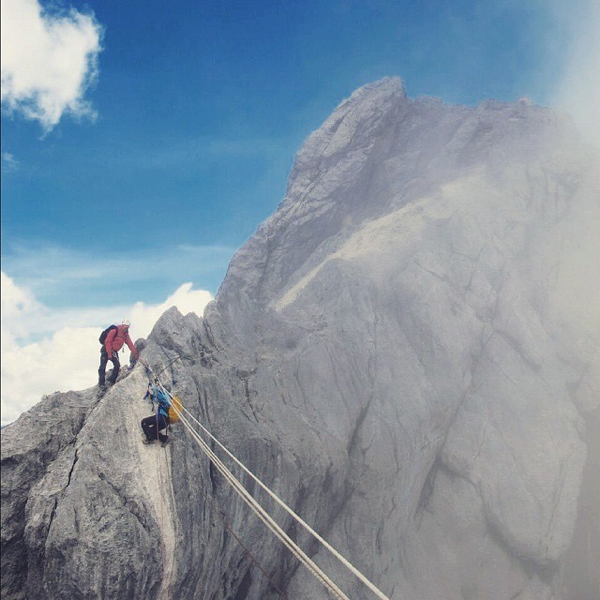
[98,321,139,388]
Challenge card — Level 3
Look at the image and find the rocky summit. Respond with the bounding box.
[2,78,599,600]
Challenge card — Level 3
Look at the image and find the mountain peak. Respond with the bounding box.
[217,78,581,334]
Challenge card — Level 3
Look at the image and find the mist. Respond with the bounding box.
[550,0,600,147]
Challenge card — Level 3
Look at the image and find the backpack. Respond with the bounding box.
[99,325,118,344]
[168,396,183,423]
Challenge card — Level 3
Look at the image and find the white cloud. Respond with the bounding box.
[1,0,103,131]
[1,272,213,425]
[1,270,41,321]
[129,283,213,340]
[549,0,600,146]
[2,151,21,170]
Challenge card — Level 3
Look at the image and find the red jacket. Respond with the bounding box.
[105,325,139,360]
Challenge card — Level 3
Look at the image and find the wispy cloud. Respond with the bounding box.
[2,152,21,171]
[2,242,235,308]
[1,272,213,424]
[96,136,290,172]
[1,0,103,131]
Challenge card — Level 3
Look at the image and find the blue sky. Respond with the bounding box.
[2,0,592,307]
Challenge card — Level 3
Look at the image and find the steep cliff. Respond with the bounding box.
[2,78,599,600]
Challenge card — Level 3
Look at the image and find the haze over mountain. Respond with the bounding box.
[2,78,598,600]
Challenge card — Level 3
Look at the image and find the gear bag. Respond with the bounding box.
[99,325,118,344]
[168,396,183,422]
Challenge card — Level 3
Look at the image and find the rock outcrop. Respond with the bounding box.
[2,78,599,600]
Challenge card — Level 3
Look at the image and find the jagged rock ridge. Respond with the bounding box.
[2,77,599,600]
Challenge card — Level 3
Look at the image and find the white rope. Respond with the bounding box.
[151,370,390,600]
[171,403,349,600]
[169,393,389,600]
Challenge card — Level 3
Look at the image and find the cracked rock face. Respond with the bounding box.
[2,78,599,600]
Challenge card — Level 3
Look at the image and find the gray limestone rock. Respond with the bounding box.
[2,78,599,600]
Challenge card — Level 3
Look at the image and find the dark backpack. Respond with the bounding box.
[99,325,118,344]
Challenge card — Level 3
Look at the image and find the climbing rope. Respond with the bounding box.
[143,365,291,599]
[178,402,390,600]
[198,473,291,600]
[144,359,390,600]
[171,404,349,600]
